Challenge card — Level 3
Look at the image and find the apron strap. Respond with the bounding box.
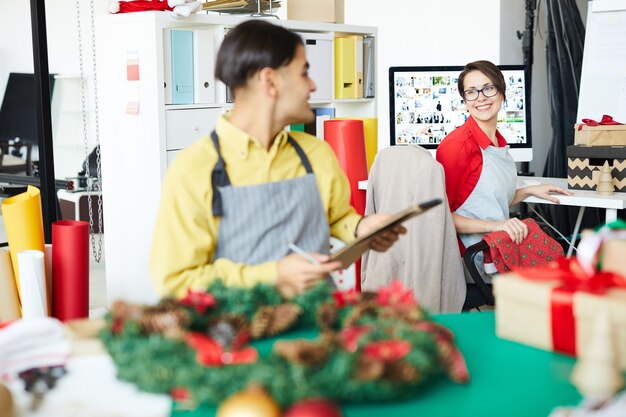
[210,131,230,217]
[287,135,314,174]
[209,131,315,217]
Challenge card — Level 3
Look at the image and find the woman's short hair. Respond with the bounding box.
[457,60,506,98]
[215,20,303,90]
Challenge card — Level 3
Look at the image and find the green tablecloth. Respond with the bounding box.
[172,312,583,417]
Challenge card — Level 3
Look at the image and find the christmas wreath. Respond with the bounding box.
[100,280,469,409]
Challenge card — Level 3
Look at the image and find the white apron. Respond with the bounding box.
[210,131,330,264]
[454,145,517,281]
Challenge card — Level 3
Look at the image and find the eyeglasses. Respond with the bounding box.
[461,84,498,101]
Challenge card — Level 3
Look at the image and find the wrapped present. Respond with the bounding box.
[577,220,626,279]
[494,258,626,369]
[575,124,626,146]
[574,115,626,146]
[567,145,626,192]
[602,239,626,277]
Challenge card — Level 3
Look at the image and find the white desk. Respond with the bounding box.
[358,176,626,256]
[517,176,626,256]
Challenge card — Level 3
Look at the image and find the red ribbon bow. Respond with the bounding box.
[577,114,624,130]
[518,258,626,355]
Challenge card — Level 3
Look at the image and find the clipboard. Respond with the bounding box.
[329,198,442,269]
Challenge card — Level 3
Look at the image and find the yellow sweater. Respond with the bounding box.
[150,115,361,297]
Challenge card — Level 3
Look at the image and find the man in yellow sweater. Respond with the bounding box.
[150,20,404,298]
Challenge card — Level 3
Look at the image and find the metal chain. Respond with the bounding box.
[76,0,103,262]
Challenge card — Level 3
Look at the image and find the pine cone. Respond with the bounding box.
[273,339,329,366]
[343,301,379,327]
[139,304,190,339]
[379,305,424,324]
[265,304,302,336]
[353,355,384,381]
[110,300,143,321]
[316,302,338,331]
[250,304,302,339]
[250,306,274,339]
[383,361,420,383]
[360,291,378,302]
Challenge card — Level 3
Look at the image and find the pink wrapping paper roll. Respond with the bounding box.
[323,119,368,215]
[52,220,89,321]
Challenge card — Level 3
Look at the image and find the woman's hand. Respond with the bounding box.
[356,214,407,252]
[525,184,573,204]
[492,217,529,245]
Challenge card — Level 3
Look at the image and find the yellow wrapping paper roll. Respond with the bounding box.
[0,248,20,321]
[2,186,46,303]
[336,117,378,171]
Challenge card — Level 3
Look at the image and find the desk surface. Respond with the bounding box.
[518,176,626,210]
[173,312,585,417]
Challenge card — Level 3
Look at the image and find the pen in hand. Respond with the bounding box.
[287,242,321,265]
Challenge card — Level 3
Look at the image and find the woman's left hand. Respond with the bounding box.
[526,184,573,204]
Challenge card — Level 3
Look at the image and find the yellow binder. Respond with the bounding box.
[335,35,363,99]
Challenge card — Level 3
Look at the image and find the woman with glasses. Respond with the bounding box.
[436,60,570,281]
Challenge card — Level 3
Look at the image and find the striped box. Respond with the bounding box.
[567,145,626,192]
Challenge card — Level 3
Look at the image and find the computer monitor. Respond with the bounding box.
[0,73,56,145]
[389,65,533,162]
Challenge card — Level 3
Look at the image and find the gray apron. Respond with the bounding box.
[210,131,330,264]
[454,145,517,281]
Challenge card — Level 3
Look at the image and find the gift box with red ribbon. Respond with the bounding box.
[494,258,626,369]
[575,115,626,146]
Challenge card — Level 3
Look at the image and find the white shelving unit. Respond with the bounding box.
[95,11,377,305]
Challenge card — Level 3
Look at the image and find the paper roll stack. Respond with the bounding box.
[324,119,368,215]
[336,117,378,172]
[1,185,47,304]
[17,250,48,318]
[0,248,20,321]
[52,220,90,321]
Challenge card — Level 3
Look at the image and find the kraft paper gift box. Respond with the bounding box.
[287,0,344,23]
[567,145,626,192]
[494,263,626,370]
[574,123,626,146]
[601,239,626,278]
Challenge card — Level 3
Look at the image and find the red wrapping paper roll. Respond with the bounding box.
[52,220,89,321]
[324,119,368,215]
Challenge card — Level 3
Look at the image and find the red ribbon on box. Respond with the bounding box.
[577,114,624,130]
[518,258,626,355]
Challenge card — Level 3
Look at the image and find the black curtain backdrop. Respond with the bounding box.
[540,0,601,236]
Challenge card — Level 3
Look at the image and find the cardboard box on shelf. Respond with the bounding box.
[287,0,344,23]
[494,268,626,370]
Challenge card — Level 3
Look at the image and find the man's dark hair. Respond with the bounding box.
[457,60,506,99]
[215,20,304,90]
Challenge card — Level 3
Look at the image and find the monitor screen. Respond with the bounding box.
[389,65,532,162]
[0,73,56,145]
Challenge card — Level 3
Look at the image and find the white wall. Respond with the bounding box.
[344,0,588,175]
[0,0,589,178]
[344,0,501,150]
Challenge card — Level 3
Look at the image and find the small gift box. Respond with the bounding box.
[574,115,626,146]
[567,145,626,192]
[600,239,626,278]
[578,220,626,278]
[575,124,626,146]
[494,259,626,369]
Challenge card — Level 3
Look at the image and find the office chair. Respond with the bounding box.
[361,145,467,313]
[461,240,494,311]
[0,139,33,176]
